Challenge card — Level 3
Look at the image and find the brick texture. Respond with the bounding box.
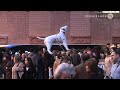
[70,11,91,44]
[70,11,90,37]
[0,11,120,45]
[112,19,120,37]
[29,11,51,37]
[7,11,29,44]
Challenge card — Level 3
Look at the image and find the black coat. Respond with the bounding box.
[5,61,14,79]
[22,66,36,79]
[42,52,55,79]
[70,54,81,66]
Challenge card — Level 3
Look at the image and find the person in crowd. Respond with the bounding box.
[12,55,25,79]
[86,50,94,58]
[60,51,66,60]
[74,53,90,79]
[5,55,14,79]
[85,58,104,79]
[54,63,75,79]
[78,51,83,59]
[104,50,112,77]
[21,53,26,63]
[41,47,55,79]
[109,44,117,54]
[110,50,120,79]
[35,50,44,79]
[53,54,62,74]
[61,55,72,65]
[70,49,81,66]
[92,46,101,62]
[105,43,111,52]
[28,48,40,79]
[2,54,11,79]
[22,57,36,79]
[66,50,72,58]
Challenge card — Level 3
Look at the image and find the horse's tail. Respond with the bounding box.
[37,36,45,40]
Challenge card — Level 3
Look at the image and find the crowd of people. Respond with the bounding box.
[0,43,120,79]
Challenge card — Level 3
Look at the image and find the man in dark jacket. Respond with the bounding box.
[70,49,81,66]
[41,47,55,79]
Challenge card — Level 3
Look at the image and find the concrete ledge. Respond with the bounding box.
[70,36,91,44]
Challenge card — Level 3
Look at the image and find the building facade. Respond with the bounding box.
[0,11,120,45]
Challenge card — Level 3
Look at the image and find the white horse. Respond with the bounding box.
[37,26,70,54]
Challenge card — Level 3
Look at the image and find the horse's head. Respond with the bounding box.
[60,26,68,34]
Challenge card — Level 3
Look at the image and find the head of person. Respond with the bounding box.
[3,53,10,62]
[86,50,93,58]
[42,47,47,53]
[81,53,90,63]
[21,53,25,60]
[24,57,33,67]
[72,49,78,54]
[11,54,15,61]
[106,43,110,48]
[113,44,117,48]
[104,50,111,57]
[85,58,98,73]
[13,55,22,63]
[66,50,72,57]
[111,50,120,64]
[55,54,61,60]
[61,55,71,64]
[117,44,120,48]
[54,63,75,79]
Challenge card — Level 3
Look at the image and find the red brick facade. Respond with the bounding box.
[0,11,120,45]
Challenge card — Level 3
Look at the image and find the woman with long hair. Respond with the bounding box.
[22,57,36,79]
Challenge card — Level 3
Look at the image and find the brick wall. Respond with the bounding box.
[70,11,91,44]
[112,19,120,37]
[0,11,9,44]
[0,11,120,45]
[112,18,120,44]
[29,11,51,44]
[90,17,112,44]
[6,11,29,44]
